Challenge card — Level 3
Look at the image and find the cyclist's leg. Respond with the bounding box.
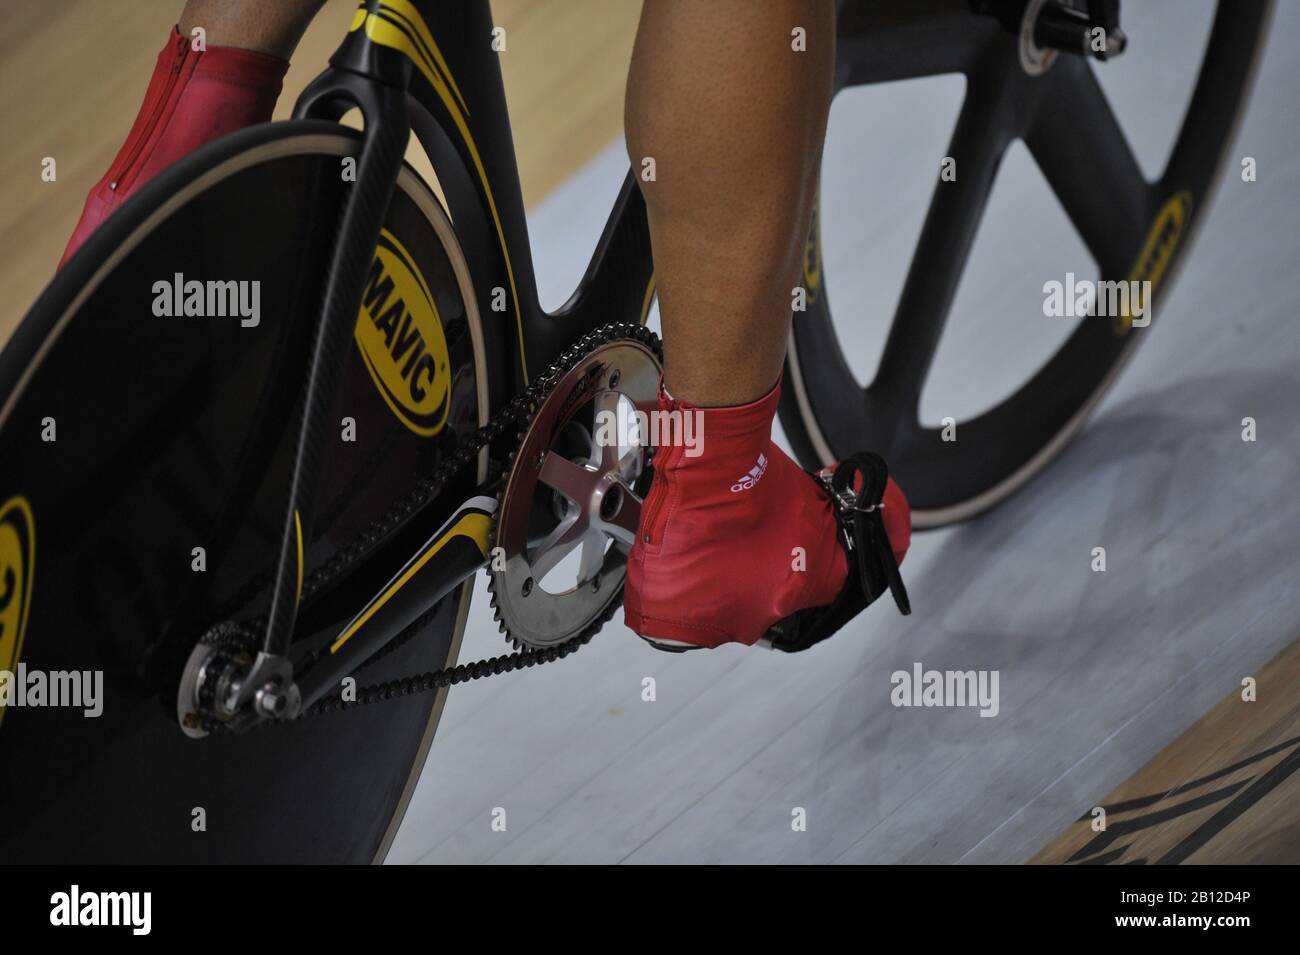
[626,0,831,408]
[178,0,327,59]
[623,0,910,650]
[59,0,327,266]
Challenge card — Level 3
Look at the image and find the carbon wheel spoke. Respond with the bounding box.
[1025,58,1152,275]
[872,63,1019,406]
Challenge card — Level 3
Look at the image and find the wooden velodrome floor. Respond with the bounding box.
[0,0,640,342]
[1,1,1296,864]
[1032,641,1299,864]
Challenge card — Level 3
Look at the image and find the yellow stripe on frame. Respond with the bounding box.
[294,509,304,605]
[330,512,492,654]
[380,0,471,117]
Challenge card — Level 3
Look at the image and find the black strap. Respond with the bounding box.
[829,452,911,616]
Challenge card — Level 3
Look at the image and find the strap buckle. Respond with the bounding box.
[818,471,884,516]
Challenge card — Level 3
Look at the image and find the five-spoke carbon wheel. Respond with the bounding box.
[782,0,1273,527]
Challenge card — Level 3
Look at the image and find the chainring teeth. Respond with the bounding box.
[488,324,662,650]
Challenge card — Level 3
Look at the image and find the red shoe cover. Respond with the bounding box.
[59,27,288,269]
[624,377,910,649]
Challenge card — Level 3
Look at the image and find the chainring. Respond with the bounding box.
[489,325,663,649]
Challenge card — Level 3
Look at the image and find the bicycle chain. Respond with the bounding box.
[199,322,659,735]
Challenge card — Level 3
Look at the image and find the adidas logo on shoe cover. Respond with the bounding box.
[730,452,768,492]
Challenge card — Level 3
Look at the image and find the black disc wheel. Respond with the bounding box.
[781,0,1273,527]
[0,121,488,862]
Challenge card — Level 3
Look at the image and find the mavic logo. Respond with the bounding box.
[731,453,768,493]
[1114,190,1190,336]
[802,198,822,305]
[355,229,453,437]
[0,495,35,727]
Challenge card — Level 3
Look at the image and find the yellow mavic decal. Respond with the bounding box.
[802,195,822,306]
[0,495,36,728]
[355,229,454,436]
[1114,190,1191,336]
[356,1,530,382]
[330,512,491,654]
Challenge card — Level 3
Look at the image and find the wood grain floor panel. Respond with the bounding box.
[1032,638,1300,864]
[0,0,639,346]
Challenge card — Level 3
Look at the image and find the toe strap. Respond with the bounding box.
[826,452,911,616]
[763,453,911,653]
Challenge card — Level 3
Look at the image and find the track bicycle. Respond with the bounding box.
[0,0,1271,862]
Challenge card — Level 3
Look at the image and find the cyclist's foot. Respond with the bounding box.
[623,377,911,652]
[58,26,288,269]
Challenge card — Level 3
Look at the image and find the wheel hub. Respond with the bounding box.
[1019,0,1060,75]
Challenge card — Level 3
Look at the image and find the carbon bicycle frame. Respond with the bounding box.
[304,0,658,390]
[246,0,655,716]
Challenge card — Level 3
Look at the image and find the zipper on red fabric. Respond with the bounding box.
[639,445,675,545]
[109,32,192,194]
